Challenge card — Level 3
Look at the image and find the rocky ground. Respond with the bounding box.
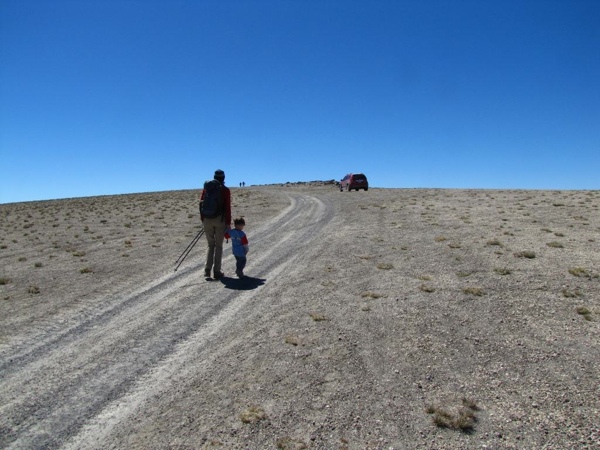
[1,184,599,449]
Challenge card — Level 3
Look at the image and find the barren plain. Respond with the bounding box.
[1,184,599,449]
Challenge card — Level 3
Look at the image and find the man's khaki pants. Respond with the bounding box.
[203,216,227,274]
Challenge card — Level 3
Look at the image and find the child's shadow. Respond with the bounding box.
[220,276,266,291]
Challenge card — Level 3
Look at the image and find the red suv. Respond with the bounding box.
[340,173,369,191]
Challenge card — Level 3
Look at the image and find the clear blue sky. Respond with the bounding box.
[1,0,599,203]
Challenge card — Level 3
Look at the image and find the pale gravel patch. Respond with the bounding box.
[1,185,599,449]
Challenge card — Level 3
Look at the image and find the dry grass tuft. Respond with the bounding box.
[361,291,383,299]
[284,335,301,346]
[569,267,589,278]
[420,284,435,293]
[377,263,394,270]
[463,287,485,296]
[28,285,40,294]
[427,397,480,432]
[576,306,593,321]
[308,312,328,322]
[562,289,582,298]
[239,405,267,424]
[276,437,308,450]
[514,251,536,259]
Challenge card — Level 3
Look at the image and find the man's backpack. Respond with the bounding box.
[200,179,223,219]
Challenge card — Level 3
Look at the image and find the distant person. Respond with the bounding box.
[199,169,231,279]
[225,217,249,278]
[242,181,246,187]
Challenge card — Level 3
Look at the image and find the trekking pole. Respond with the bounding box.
[174,227,205,272]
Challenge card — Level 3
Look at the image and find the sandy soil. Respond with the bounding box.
[1,185,599,449]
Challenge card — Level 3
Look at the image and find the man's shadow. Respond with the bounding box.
[219,276,266,291]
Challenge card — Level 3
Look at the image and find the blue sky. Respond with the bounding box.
[1,0,599,203]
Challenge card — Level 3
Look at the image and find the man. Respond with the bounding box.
[200,169,231,279]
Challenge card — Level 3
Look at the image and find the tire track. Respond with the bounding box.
[0,190,334,450]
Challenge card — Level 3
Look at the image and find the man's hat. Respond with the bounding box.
[214,169,225,180]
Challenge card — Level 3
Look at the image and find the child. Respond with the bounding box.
[225,217,249,278]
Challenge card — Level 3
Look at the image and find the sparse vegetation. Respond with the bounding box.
[569,267,589,278]
[514,251,536,259]
[420,284,435,293]
[28,285,40,294]
[576,306,592,321]
[486,239,502,246]
[494,267,512,275]
[463,287,485,296]
[376,263,394,270]
[308,312,328,322]
[0,277,10,285]
[239,406,267,424]
[546,241,564,248]
[361,291,383,299]
[284,335,301,346]
[427,398,480,432]
[562,289,582,298]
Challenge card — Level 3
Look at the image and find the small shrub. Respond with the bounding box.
[576,306,592,321]
[546,241,563,248]
[284,335,301,346]
[361,291,383,299]
[34,262,43,268]
[80,267,93,274]
[435,236,447,242]
[240,406,267,424]
[569,267,589,277]
[73,251,86,257]
[0,277,10,285]
[486,239,502,247]
[276,437,308,450]
[562,289,582,298]
[28,286,40,294]
[420,284,435,293]
[308,312,328,322]
[463,287,485,296]
[427,398,480,432]
[514,251,536,259]
[457,271,472,278]
[494,268,512,275]
[377,263,394,270]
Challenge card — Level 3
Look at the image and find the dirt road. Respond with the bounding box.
[1,185,599,449]
[1,189,334,449]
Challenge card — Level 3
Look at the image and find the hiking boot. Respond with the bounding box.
[213,271,224,280]
[236,269,244,278]
[204,269,211,278]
